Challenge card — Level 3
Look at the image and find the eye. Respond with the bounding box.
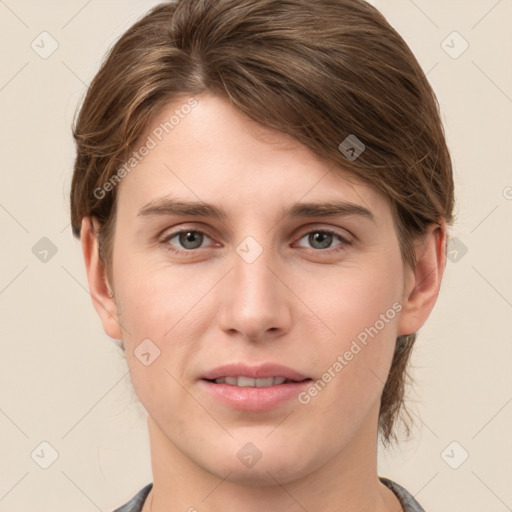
[295,229,353,251]
[163,229,214,252]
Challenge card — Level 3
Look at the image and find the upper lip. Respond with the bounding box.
[201,363,310,382]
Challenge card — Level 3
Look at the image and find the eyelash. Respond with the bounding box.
[161,226,353,255]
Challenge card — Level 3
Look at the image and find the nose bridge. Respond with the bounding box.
[218,236,289,340]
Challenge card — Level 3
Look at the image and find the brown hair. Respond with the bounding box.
[70,0,454,445]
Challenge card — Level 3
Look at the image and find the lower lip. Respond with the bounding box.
[199,380,311,411]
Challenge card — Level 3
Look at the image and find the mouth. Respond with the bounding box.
[200,363,312,411]
[205,376,309,387]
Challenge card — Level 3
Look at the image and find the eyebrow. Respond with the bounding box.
[137,197,374,222]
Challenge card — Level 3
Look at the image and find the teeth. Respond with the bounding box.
[237,376,257,387]
[213,376,289,387]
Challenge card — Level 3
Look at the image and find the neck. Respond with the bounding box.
[144,407,402,512]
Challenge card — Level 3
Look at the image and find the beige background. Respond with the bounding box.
[1,1,511,511]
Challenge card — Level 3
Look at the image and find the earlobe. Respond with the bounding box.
[80,217,123,340]
[397,222,447,337]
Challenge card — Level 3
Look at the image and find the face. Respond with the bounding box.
[98,93,416,485]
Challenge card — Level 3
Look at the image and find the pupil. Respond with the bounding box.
[180,231,202,249]
[310,232,332,249]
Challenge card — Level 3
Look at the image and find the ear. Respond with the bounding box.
[80,217,123,340]
[397,222,448,336]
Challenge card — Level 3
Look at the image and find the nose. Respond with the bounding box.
[217,241,292,343]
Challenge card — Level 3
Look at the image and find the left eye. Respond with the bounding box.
[295,230,351,250]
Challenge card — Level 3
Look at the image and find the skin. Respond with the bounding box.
[81,93,446,512]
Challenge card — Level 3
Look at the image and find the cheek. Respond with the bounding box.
[319,257,403,342]
[113,251,190,334]
[112,257,212,385]
[304,256,404,399]
[287,263,404,462]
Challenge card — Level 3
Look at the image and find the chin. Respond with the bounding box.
[198,440,320,487]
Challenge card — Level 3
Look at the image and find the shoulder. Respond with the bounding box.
[379,476,426,512]
[112,483,153,512]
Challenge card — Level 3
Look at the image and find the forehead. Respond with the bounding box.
[115,93,389,220]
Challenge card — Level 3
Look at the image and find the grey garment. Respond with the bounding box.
[112,477,425,512]
[112,482,152,512]
[380,477,426,512]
